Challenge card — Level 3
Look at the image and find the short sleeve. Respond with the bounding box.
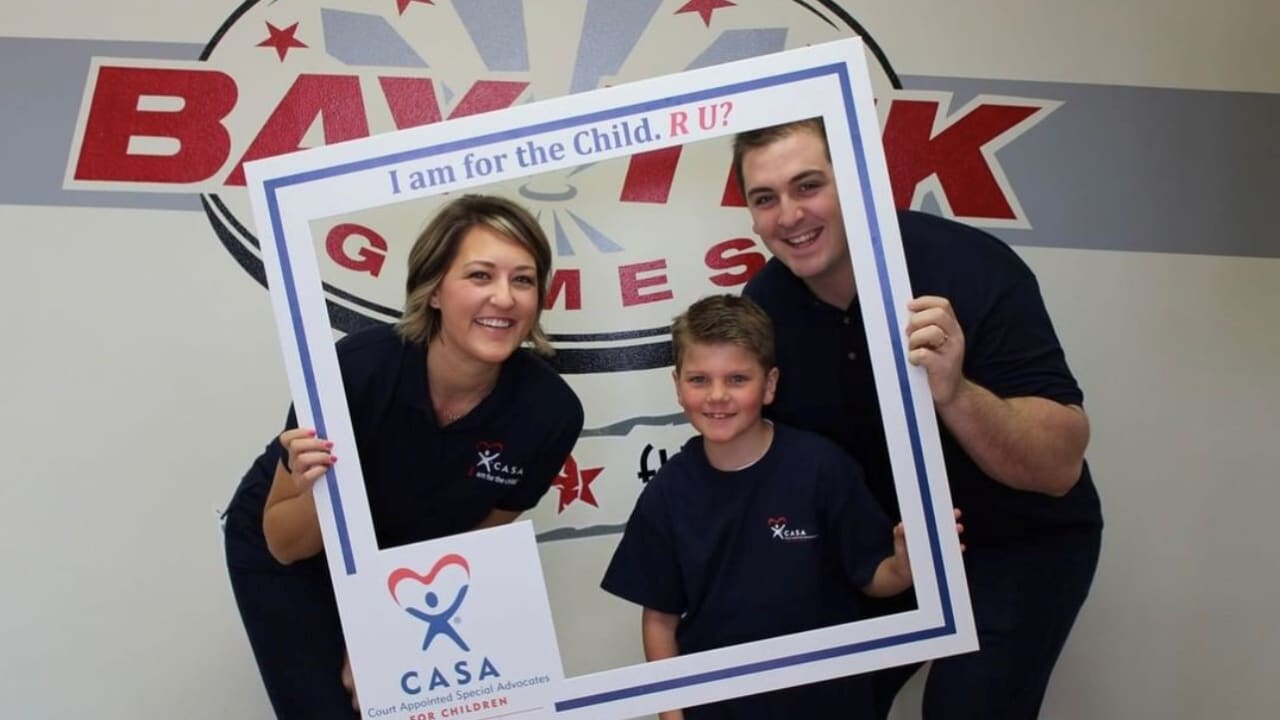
[495,390,585,512]
[822,449,894,590]
[600,485,686,614]
[965,273,1084,405]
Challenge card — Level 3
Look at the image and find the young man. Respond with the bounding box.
[736,119,1103,719]
[601,294,920,720]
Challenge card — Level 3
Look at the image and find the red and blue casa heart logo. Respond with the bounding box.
[767,516,788,528]
[469,441,505,478]
[387,554,471,607]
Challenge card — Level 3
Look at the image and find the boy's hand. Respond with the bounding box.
[896,508,965,574]
[866,509,964,598]
[889,522,911,582]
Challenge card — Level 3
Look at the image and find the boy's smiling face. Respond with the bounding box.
[673,342,779,449]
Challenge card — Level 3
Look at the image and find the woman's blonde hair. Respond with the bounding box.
[397,194,554,355]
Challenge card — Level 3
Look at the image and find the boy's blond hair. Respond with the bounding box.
[671,294,776,371]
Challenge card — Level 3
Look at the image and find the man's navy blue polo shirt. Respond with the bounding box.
[744,210,1102,544]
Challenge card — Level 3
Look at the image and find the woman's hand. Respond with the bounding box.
[262,428,334,563]
[278,427,337,494]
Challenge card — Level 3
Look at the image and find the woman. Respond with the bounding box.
[223,194,584,718]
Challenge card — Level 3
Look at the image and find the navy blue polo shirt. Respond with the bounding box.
[743,210,1102,544]
[228,324,584,551]
[601,423,891,718]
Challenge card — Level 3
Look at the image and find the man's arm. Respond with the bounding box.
[906,296,1089,497]
[937,381,1088,497]
[641,608,685,720]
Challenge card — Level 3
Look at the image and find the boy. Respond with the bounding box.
[601,294,917,720]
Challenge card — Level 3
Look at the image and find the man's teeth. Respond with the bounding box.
[785,230,819,246]
[476,318,513,328]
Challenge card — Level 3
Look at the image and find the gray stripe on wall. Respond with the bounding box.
[0,37,201,212]
[1,37,1276,259]
[904,75,1280,259]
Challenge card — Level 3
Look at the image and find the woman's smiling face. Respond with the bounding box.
[429,225,540,367]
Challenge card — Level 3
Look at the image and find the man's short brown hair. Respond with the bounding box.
[671,294,776,372]
[730,117,828,196]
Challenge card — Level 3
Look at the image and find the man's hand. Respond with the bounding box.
[905,295,966,406]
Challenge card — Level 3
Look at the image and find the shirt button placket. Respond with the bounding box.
[844,316,856,361]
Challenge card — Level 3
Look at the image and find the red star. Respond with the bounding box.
[675,0,736,27]
[551,455,603,513]
[257,22,307,61]
[397,0,434,15]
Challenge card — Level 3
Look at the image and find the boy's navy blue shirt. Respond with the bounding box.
[601,422,892,718]
[227,323,584,551]
[744,210,1102,544]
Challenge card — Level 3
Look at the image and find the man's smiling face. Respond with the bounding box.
[741,126,853,303]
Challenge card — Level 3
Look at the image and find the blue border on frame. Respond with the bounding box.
[260,60,956,708]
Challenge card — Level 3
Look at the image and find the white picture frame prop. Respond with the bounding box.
[244,38,974,720]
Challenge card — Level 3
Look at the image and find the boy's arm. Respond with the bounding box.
[863,523,912,598]
[862,512,965,598]
[641,608,684,720]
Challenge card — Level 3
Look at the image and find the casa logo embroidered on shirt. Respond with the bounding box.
[767,516,818,542]
[468,441,525,486]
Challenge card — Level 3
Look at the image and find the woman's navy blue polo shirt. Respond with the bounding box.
[227,323,584,552]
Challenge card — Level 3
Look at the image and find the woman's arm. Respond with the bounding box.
[262,428,335,564]
[473,508,521,529]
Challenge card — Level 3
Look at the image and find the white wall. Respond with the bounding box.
[2,1,1278,718]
